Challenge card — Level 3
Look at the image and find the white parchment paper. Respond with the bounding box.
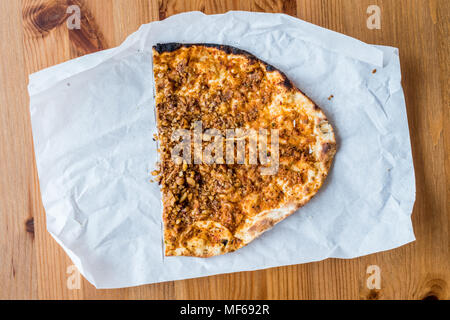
[28,11,416,289]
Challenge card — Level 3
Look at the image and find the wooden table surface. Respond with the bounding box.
[0,0,448,300]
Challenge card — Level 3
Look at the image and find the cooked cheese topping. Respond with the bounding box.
[152,44,336,257]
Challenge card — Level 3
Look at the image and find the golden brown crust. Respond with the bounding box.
[153,43,298,92]
[152,43,336,257]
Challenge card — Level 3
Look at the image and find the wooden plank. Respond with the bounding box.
[0,0,447,299]
[0,0,37,300]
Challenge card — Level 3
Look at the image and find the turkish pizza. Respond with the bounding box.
[152,43,336,257]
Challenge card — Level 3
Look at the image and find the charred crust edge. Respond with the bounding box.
[153,42,294,89]
[321,142,337,167]
[322,142,332,155]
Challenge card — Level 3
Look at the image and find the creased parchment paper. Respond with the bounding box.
[28,11,416,289]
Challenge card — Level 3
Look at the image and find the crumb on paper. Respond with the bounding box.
[372,69,377,74]
[328,94,334,100]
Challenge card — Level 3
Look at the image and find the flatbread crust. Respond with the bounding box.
[152,43,336,257]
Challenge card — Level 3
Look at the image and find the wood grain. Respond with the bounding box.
[0,0,448,300]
